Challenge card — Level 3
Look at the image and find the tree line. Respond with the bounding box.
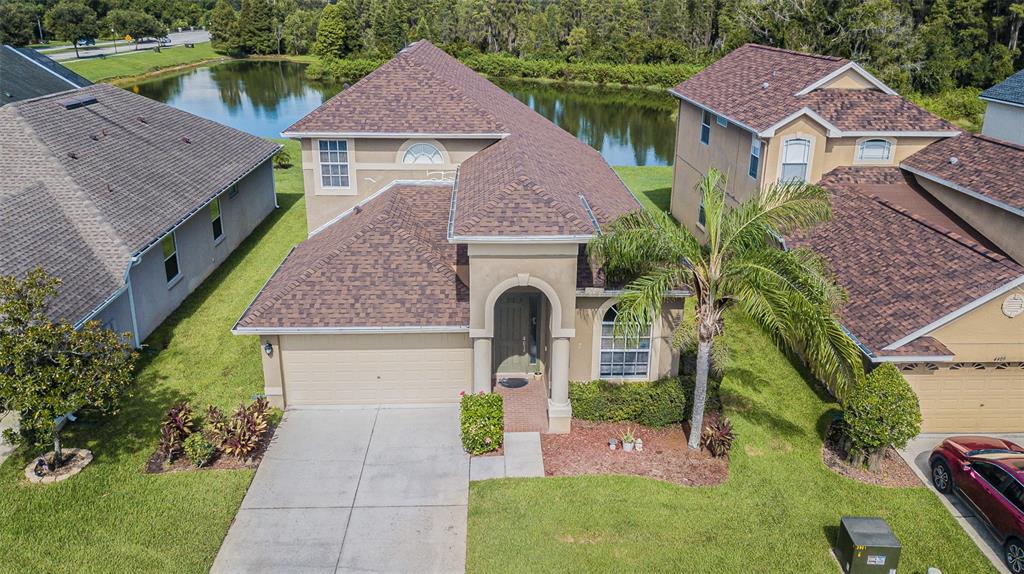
[3,0,1022,93]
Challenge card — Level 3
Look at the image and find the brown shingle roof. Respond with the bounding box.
[289,41,640,238]
[235,183,469,329]
[876,337,952,358]
[671,44,955,135]
[902,133,1024,212]
[788,166,1022,356]
[1,83,280,323]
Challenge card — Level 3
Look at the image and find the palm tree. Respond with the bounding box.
[589,169,864,449]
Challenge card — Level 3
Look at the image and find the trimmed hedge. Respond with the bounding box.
[460,391,503,455]
[306,53,702,88]
[570,377,687,427]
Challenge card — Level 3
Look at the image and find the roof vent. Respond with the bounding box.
[90,134,99,141]
[137,116,148,124]
[181,136,191,144]
[948,156,959,165]
[67,151,78,159]
[56,95,97,110]
[762,82,770,89]
[353,205,363,214]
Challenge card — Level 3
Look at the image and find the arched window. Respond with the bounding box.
[599,305,651,379]
[857,138,893,161]
[780,137,810,182]
[402,143,443,164]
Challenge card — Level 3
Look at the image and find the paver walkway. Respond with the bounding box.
[212,405,468,574]
[494,376,548,432]
[899,432,1024,574]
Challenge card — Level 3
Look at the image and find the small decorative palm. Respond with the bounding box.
[590,168,863,449]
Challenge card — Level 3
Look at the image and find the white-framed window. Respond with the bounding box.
[211,197,224,242]
[748,135,762,179]
[162,233,180,284]
[857,138,893,162]
[780,137,811,182]
[318,140,349,187]
[700,110,712,145]
[402,143,443,164]
[716,115,729,127]
[599,305,651,379]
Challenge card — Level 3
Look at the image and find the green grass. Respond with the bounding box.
[466,169,994,574]
[0,139,305,574]
[63,42,225,82]
[614,166,673,213]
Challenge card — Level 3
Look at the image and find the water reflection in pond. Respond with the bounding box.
[131,60,676,166]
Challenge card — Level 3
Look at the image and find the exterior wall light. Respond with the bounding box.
[263,341,273,356]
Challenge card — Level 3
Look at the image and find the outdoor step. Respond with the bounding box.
[470,455,506,481]
[503,432,544,478]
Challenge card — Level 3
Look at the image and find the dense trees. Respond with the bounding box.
[44,1,100,57]
[0,2,39,46]
[105,9,168,47]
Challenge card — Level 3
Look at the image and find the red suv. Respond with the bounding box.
[930,436,1024,573]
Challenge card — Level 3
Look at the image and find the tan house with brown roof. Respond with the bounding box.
[235,42,684,433]
[670,44,1024,432]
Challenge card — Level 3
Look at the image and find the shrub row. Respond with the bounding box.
[569,377,687,428]
[157,397,275,468]
[306,53,702,88]
[460,391,503,455]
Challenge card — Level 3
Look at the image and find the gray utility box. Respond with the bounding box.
[836,516,901,574]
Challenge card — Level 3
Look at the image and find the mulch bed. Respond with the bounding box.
[822,422,920,487]
[144,425,277,474]
[540,419,729,487]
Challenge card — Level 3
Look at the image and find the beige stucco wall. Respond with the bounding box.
[671,100,762,235]
[912,176,1024,265]
[259,335,286,408]
[926,286,1024,362]
[467,243,579,336]
[820,70,877,90]
[299,137,495,230]
[569,296,685,382]
[762,116,830,184]
[823,136,940,171]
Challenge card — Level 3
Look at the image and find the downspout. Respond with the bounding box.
[270,159,279,208]
[124,256,142,348]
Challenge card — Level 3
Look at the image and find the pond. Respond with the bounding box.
[129,60,677,166]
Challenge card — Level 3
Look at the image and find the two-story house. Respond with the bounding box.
[981,68,1024,145]
[669,44,1023,432]
[235,41,686,433]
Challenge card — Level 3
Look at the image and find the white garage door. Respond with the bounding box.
[906,366,1024,432]
[279,333,472,406]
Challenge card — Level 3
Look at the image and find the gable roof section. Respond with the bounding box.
[1,83,279,324]
[787,166,1022,357]
[287,41,639,239]
[1,46,90,106]
[901,133,1024,214]
[235,183,468,330]
[981,68,1024,107]
[671,44,956,137]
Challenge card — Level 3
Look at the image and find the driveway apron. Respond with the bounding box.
[212,405,469,574]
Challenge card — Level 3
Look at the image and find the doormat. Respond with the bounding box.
[498,377,529,389]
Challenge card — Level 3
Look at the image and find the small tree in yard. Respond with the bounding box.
[843,363,921,471]
[44,1,99,59]
[0,268,136,467]
[590,168,865,449]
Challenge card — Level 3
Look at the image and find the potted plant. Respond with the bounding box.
[621,428,636,452]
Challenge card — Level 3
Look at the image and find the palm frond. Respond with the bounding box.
[721,180,831,254]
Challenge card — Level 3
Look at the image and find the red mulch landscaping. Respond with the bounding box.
[540,419,729,486]
[144,425,276,474]
[822,422,921,487]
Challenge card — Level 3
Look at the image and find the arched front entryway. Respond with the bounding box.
[471,273,574,433]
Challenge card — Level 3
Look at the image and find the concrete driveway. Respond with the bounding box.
[900,433,1024,574]
[212,405,468,574]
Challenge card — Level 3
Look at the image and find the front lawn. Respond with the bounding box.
[466,169,995,574]
[64,42,225,82]
[0,139,305,573]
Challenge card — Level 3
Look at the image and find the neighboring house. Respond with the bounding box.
[1,83,280,345]
[1,45,91,105]
[235,41,684,433]
[980,68,1024,145]
[670,44,1024,433]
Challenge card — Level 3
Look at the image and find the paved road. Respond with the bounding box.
[899,433,1024,574]
[46,30,210,61]
[212,405,469,574]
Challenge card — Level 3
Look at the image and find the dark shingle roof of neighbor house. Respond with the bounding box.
[787,166,1022,357]
[670,44,957,135]
[981,68,1024,106]
[1,46,91,105]
[286,41,640,238]
[235,183,470,330]
[0,83,279,325]
[901,133,1024,213]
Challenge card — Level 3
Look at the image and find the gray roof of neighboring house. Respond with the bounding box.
[1,45,91,105]
[981,68,1024,106]
[0,83,279,325]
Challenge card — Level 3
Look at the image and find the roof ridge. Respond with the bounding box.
[973,132,1024,152]
[404,57,507,133]
[864,192,1015,266]
[743,43,847,63]
[391,226,461,283]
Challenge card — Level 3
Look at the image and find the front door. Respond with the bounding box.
[493,293,538,374]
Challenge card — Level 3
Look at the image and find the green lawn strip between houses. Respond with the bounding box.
[0,157,991,573]
[63,42,225,83]
[0,139,305,573]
